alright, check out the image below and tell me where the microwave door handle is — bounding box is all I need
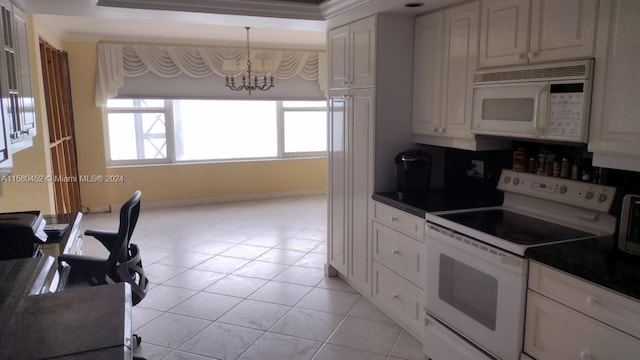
[535,84,549,136]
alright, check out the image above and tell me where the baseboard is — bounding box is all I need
[104,189,327,211]
[82,205,112,214]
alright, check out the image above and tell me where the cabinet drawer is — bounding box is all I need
[373,202,424,240]
[372,221,424,288]
[525,291,640,360]
[529,261,640,339]
[372,261,424,338]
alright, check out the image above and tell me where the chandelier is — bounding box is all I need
[224,27,275,95]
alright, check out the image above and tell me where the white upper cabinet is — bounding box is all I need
[412,10,443,136]
[328,17,376,90]
[413,1,509,150]
[588,0,640,171]
[479,0,598,68]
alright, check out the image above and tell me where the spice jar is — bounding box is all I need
[513,147,526,172]
[560,158,570,178]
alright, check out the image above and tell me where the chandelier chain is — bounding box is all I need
[224,26,274,95]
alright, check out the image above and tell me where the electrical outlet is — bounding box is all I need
[471,160,485,178]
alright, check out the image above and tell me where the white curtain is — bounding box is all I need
[95,43,327,107]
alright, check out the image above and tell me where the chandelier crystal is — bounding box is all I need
[224,27,275,95]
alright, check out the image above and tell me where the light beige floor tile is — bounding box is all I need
[132,306,164,331]
[178,322,263,359]
[141,285,197,311]
[203,274,267,298]
[270,308,343,342]
[347,297,395,325]
[132,342,172,360]
[156,251,213,268]
[189,240,236,255]
[275,238,323,252]
[273,266,325,287]
[169,292,242,321]
[195,256,251,274]
[242,234,287,247]
[294,253,327,269]
[145,263,188,284]
[220,244,271,260]
[217,299,290,330]
[232,261,289,280]
[315,277,358,293]
[295,288,360,315]
[256,248,307,265]
[312,344,387,360]
[389,330,428,360]
[247,281,312,306]
[238,332,322,360]
[293,229,327,241]
[136,312,210,349]
[162,269,226,290]
[162,350,212,360]
[327,317,402,355]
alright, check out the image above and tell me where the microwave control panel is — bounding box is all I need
[547,83,586,139]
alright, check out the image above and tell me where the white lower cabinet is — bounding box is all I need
[372,261,423,339]
[524,262,640,360]
[369,201,425,340]
[525,291,640,360]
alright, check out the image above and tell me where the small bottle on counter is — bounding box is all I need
[545,154,555,176]
[536,154,547,175]
[560,157,570,178]
[553,159,562,177]
[513,147,526,172]
[529,157,537,174]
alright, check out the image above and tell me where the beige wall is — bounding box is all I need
[65,41,327,210]
[0,15,62,214]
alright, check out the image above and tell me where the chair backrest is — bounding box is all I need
[107,190,148,304]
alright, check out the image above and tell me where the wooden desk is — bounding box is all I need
[0,257,133,359]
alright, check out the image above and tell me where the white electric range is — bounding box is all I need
[422,169,618,360]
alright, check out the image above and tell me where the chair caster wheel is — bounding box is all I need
[134,334,142,346]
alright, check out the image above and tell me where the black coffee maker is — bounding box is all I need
[395,149,432,200]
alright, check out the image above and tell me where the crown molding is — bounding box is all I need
[96,0,325,20]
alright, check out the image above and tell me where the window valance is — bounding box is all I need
[95,43,327,107]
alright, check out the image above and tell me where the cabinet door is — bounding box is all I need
[349,17,376,89]
[440,2,478,139]
[525,291,640,360]
[479,0,530,68]
[328,92,348,274]
[328,26,349,90]
[12,5,34,136]
[588,0,640,171]
[529,0,598,63]
[349,88,374,292]
[412,11,443,135]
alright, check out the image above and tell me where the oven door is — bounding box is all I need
[424,223,528,360]
[471,82,548,139]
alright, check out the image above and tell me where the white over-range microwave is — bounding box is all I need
[471,59,593,143]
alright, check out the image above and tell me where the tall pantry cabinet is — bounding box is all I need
[327,14,414,295]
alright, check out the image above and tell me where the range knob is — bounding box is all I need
[598,194,607,203]
[513,178,520,185]
[504,176,511,184]
[559,186,568,194]
[586,191,594,200]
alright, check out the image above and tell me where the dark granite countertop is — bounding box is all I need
[526,236,640,301]
[373,189,503,218]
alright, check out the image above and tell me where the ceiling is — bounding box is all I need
[20,0,460,49]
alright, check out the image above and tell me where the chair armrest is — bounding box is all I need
[84,229,118,250]
[58,254,109,286]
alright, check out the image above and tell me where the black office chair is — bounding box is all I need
[58,190,148,357]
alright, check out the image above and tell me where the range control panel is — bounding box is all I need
[497,169,616,212]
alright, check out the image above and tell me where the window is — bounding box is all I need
[105,99,327,165]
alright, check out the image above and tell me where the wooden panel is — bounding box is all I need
[40,39,81,213]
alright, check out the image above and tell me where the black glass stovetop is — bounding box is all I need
[440,209,595,245]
